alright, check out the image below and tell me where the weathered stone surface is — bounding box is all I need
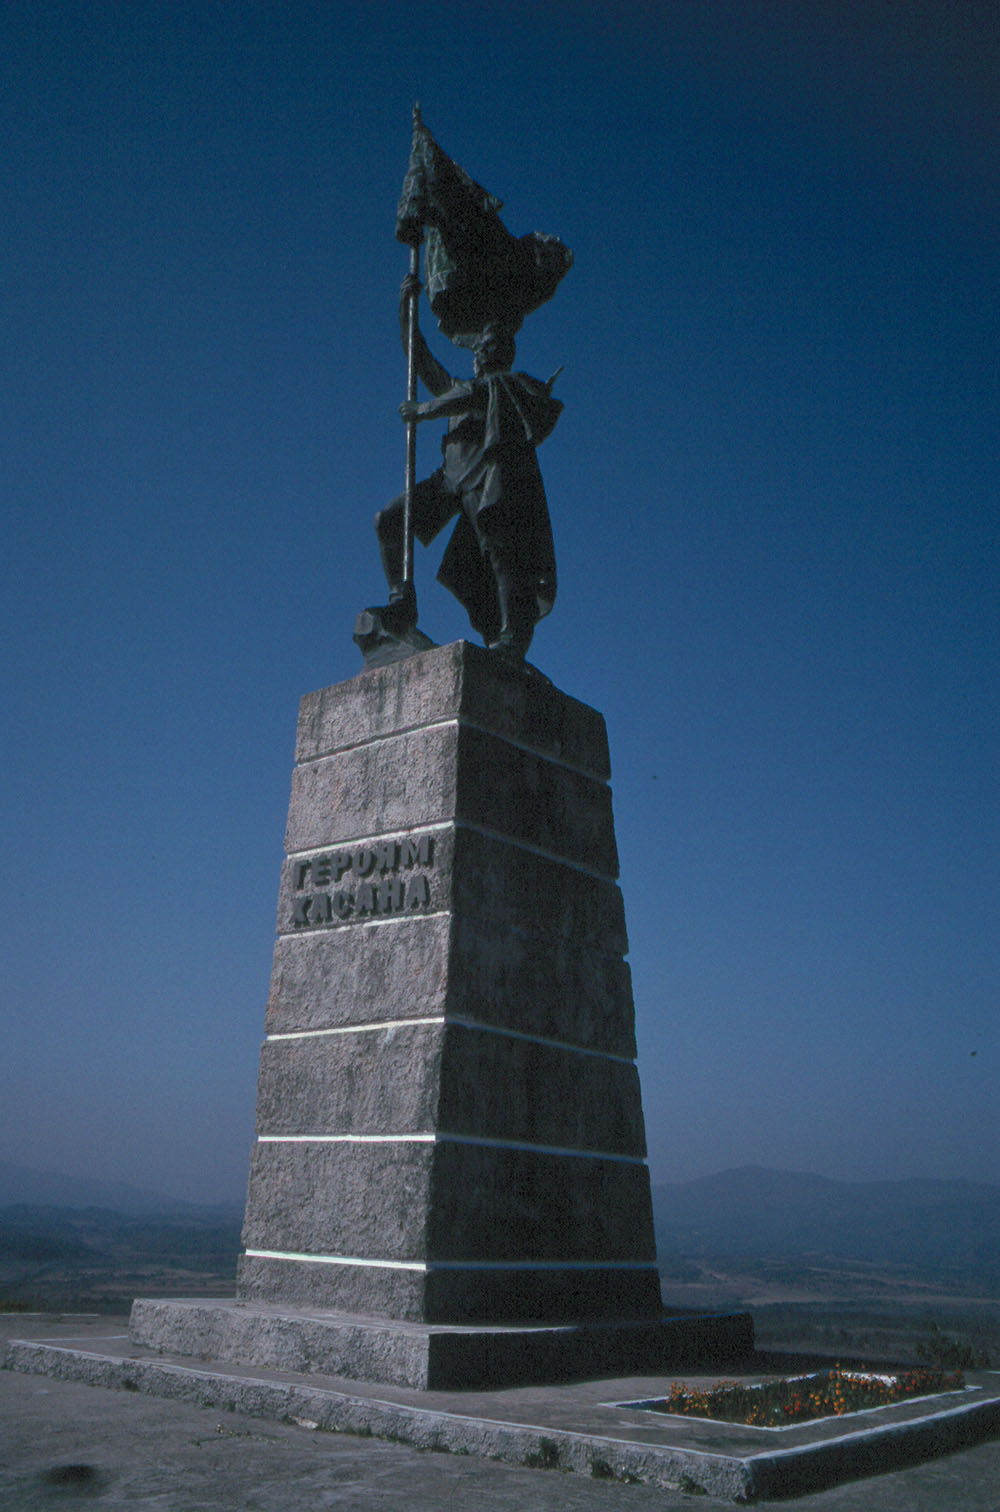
[235,1252,428,1321]
[254,1024,445,1138]
[454,646,611,782]
[424,1143,657,1264]
[241,1139,654,1273]
[438,1022,647,1149]
[233,1255,664,1324]
[453,724,616,874]
[131,1297,430,1383]
[444,914,636,1057]
[296,644,464,766]
[286,723,617,876]
[435,1025,645,1155]
[296,640,611,781]
[287,723,458,855]
[265,916,451,1035]
[127,1298,750,1390]
[241,1140,433,1263]
[450,825,629,956]
[254,1023,645,1155]
[418,1265,664,1325]
[264,917,635,1057]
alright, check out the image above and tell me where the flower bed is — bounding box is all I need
[635,1365,965,1428]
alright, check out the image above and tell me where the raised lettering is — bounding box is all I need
[400,834,433,868]
[377,876,405,913]
[375,839,398,873]
[310,892,332,924]
[292,834,437,927]
[405,873,431,910]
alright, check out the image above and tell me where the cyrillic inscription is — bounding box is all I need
[291,835,435,928]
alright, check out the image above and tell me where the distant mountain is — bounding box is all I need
[651,1167,1000,1281]
[0,1161,239,1216]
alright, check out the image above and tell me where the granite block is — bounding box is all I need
[240,1139,655,1270]
[265,916,451,1036]
[295,640,610,781]
[264,918,636,1058]
[452,723,616,874]
[444,914,636,1057]
[240,1140,433,1263]
[420,1264,664,1324]
[285,723,617,876]
[424,1142,657,1264]
[286,723,459,854]
[129,1298,751,1388]
[253,1024,445,1139]
[131,1298,431,1384]
[450,825,629,956]
[253,1022,645,1156]
[434,1024,645,1155]
[234,1255,663,1324]
[235,1253,428,1320]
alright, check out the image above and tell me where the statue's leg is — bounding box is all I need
[373,493,417,627]
[487,529,535,659]
[374,473,456,631]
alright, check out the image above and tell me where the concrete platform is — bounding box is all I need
[5,1313,1000,1503]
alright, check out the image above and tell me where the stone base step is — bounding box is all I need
[129,1296,754,1390]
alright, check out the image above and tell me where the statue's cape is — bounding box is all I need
[396,118,572,348]
[436,372,560,643]
[441,372,563,493]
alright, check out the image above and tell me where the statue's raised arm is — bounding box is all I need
[398,274,452,398]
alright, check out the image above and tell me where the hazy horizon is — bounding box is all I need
[4,1154,999,1217]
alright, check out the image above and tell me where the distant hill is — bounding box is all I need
[0,1197,244,1311]
[0,1203,242,1261]
[5,1160,998,1291]
[0,1167,244,1309]
[652,1167,1000,1283]
[0,1161,240,1216]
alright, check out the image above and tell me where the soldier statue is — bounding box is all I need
[356,109,571,666]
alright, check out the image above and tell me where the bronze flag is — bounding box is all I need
[396,114,572,349]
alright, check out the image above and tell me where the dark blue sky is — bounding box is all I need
[3,2,997,1203]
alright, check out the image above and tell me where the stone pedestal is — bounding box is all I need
[131,642,753,1386]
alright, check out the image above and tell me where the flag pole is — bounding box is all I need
[402,102,423,601]
[403,241,420,597]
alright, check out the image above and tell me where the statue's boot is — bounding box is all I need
[372,501,419,632]
[488,564,534,660]
[380,580,418,634]
[354,580,433,667]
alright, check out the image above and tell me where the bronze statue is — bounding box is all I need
[355,109,571,666]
